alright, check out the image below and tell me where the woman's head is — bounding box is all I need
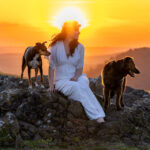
[61,20,81,40]
[49,20,81,56]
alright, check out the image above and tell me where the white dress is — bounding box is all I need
[47,40,105,120]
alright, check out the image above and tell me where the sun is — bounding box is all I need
[52,7,88,29]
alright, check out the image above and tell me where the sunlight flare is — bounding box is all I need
[52,7,88,29]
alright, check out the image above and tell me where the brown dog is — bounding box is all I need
[101,57,140,111]
[19,42,50,88]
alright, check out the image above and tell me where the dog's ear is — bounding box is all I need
[124,57,133,63]
[42,41,47,45]
[35,42,41,47]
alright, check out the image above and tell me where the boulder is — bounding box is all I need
[0,74,150,147]
[0,112,23,147]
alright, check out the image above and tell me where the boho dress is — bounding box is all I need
[47,40,105,120]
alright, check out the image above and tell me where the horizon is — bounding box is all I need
[0,45,148,56]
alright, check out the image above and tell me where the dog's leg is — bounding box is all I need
[104,87,110,112]
[28,67,32,89]
[120,78,126,107]
[120,95,124,108]
[116,88,122,110]
[34,68,38,87]
[39,65,44,88]
[20,56,26,84]
[120,88,124,108]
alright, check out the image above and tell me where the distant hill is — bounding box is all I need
[0,47,149,90]
[0,52,113,78]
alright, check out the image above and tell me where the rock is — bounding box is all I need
[89,75,103,95]
[3,112,20,135]
[16,101,39,124]
[58,97,69,109]
[19,121,37,138]
[125,86,135,93]
[67,113,74,121]
[38,128,52,139]
[0,74,150,147]
[35,120,43,127]
[20,130,31,140]
[66,121,74,128]
[0,112,22,147]
[68,100,87,120]
[0,89,26,116]
[33,133,42,141]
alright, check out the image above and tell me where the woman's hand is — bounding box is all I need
[47,84,55,92]
[71,68,82,82]
[70,76,78,81]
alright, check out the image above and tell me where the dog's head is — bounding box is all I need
[35,41,51,56]
[123,57,140,77]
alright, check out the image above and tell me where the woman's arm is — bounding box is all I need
[70,44,85,81]
[47,44,57,92]
[70,68,83,81]
[48,66,55,92]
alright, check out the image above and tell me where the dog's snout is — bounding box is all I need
[135,68,140,74]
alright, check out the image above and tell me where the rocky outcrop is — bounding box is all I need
[0,74,150,147]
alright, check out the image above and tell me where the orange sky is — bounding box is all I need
[0,0,150,55]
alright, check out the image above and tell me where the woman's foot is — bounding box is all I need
[96,117,105,124]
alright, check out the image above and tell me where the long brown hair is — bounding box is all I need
[49,20,81,56]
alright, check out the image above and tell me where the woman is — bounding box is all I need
[47,20,105,123]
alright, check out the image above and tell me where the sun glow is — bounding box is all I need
[52,7,88,29]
